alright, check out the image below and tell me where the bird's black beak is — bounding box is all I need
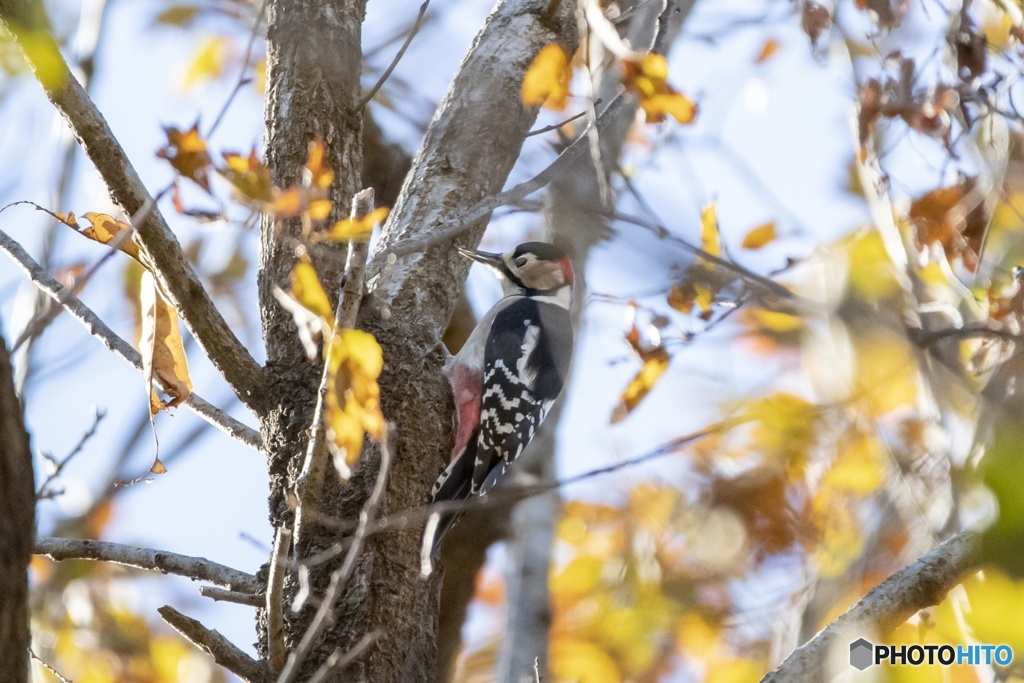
[457,247,504,270]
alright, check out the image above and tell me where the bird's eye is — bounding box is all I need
[514,256,528,268]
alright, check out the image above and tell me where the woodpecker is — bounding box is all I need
[431,242,574,528]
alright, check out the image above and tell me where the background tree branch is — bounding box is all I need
[761,531,980,683]
[0,0,263,411]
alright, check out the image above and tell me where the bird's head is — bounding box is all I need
[458,242,574,296]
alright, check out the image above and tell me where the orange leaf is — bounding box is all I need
[271,187,304,219]
[156,124,212,192]
[522,44,573,111]
[611,347,669,422]
[741,222,777,250]
[910,178,986,272]
[220,149,273,204]
[140,271,193,414]
[756,38,780,63]
[622,53,698,124]
[304,140,334,190]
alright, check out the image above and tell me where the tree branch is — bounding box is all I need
[0,228,262,449]
[0,2,263,411]
[33,537,262,593]
[158,605,268,683]
[199,586,263,606]
[761,531,979,683]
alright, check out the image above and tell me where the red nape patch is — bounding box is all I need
[559,257,574,285]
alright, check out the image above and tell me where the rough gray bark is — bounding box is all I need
[0,321,34,683]
[300,1,580,680]
[256,0,367,677]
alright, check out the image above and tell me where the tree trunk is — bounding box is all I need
[0,321,35,682]
[256,0,367,677]
[326,1,579,680]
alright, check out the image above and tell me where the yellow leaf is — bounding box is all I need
[812,493,864,577]
[694,282,714,312]
[853,331,918,414]
[16,29,67,91]
[549,638,621,683]
[140,271,193,414]
[747,308,802,332]
[150,458,168,474]
[611,348,669,423]
[324,329,386,476]
[521,44,573,111]
[292,261,334,322]
[641,91,698,124]
[183,35,230,87]
[622,52,699,124]
[254,58,267,93]
[846,229,898,299]
[155,5,202,27]
[156,124,212,192]
[80,212,143,263]
[822,432,885,495]
[319,207,389,243]
[307,198,332,221]
[700,202,721,262]
[552,556,604,603]
[707,658,766,683]
[741,222,777,249]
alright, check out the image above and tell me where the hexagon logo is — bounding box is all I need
[850,638,874,671]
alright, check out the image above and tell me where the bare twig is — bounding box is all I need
[0,9,263,409]
[199,586,263,607]
[277,427,394,683]
[0,228,262,449]
[36,406,106,499]
[207,0,269,137]
[28,648,71,683]
[357,0,430,110]
[310,420,732,570]
[292,188,375,547]
[910,322,1021,347]
[34,536,261,592]
[760,531,979,683]
[159,605,267,683]
[525,106,593,137]
[308,631,381,683]
[266,526,291,675]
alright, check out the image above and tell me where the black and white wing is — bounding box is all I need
[471,298,572,494]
